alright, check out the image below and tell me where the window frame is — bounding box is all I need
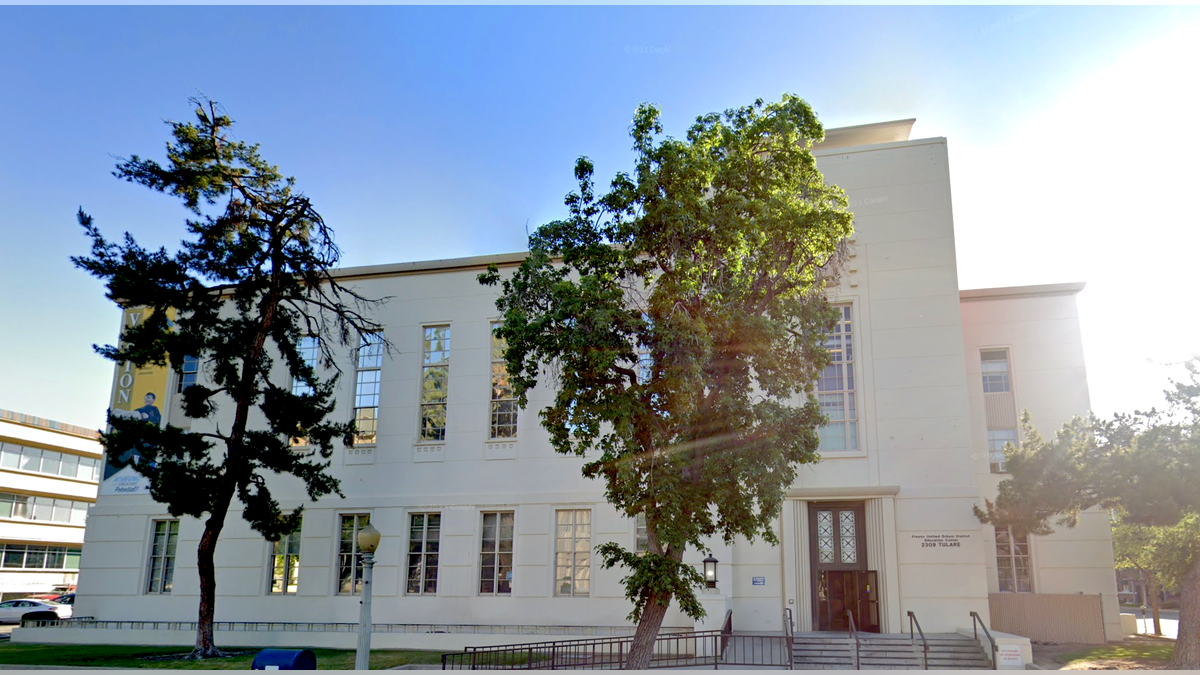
[353,332,384,446]
[406,512,441,595]
[478,510,514,596]
[996,525,1034,593]
[145,519,180,595]
[420,325,451,443]
[177,355,200,393]
[555,508,592,598]
[635,513,649,555]
[489,322,517,439]
[268,518,302,595]
[981,349,1012,394]
[816,305,858,452]
[337,513,372,595]
[987,428,1019,474]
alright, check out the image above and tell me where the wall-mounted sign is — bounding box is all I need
[752,577,766,586]
[910,533,971,549]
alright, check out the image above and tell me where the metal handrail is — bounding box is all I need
[970,611,999,670]
[845,610,859,670]
[718,609,734,668]
[783,608,794,670]
[907,611,929,670]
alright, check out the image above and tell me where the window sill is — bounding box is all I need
[413,441,446,447]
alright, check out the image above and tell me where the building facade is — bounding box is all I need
[68,120,1119,645]
[0,411,101,600]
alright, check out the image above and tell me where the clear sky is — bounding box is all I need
[2,6,1198,430]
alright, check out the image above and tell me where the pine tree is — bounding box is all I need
[73,98,384,657]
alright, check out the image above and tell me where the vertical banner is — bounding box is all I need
[100,306,171,496]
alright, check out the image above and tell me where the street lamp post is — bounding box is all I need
[355,522,381,670]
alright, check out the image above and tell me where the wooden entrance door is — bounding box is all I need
[809,502,878,632]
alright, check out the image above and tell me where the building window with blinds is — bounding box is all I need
[479,511,513,595]
[817,306,857,451]
[421,326,450,441]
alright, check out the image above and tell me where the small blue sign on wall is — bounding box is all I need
[752,576,766,586]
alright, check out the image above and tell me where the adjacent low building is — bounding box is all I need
[0,410,101,601]
[48,118,1118,651]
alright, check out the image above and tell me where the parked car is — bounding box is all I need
[0,599,71,623]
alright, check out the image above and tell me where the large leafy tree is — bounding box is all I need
[975,360,1200,669]
[1112,516,1167,635]
[481,94,853,669]
[73,98,384,658]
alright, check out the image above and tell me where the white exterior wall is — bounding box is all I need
[0,414,101,598]
[70,122,1113,645]
[960,287,1122,641]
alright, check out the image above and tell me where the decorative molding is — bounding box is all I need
[413,444,443,463]
[484,441,517,461]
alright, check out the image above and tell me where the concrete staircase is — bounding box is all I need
[792,632,992,670]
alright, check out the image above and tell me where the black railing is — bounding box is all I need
[441,613,792,670]
[907,611,929,670]
[970,611,999,670]
[845,610,859,670]
[783,608,794,670]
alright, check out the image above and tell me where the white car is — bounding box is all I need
[0,599,71,623]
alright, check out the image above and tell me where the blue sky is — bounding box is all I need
[2,6,1198,429]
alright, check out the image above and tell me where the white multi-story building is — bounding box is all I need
[0,411,101,600]
[48,119,1119,651]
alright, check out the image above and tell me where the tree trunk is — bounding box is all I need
[1150,577,1163,636]
[191,493,232,658]
[625,589,673,670]
[1167,556,1200,669]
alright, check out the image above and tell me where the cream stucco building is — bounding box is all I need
[0,411,101,600]
[45,119,1118,651]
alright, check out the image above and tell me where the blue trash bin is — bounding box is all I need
[251,648,317,670]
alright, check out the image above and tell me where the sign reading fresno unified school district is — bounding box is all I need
[911,533,971,549]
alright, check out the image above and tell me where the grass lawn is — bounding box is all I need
[0,642,445,669]
[1055,640,1175,670]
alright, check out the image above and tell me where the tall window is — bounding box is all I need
[407,513,440,595]
[490,323,517,439]
[981,349,1011,393]
[421,326,450,441]
[817,306,857,451]
[293,336,320,396]
[479,511,513,595]
[146,519,180,594]
[338,513,372,595]
[988,428,1019,474]
[555,509,591,597]
[354,332,383,445]
[269,519,302,595]
[996,526,1033,592]
[635,513,649,554]
[177,355,200,393]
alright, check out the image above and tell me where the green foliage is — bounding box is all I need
[481,94,853,622]
[974,360,1200,616]
[72,97,384,540]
